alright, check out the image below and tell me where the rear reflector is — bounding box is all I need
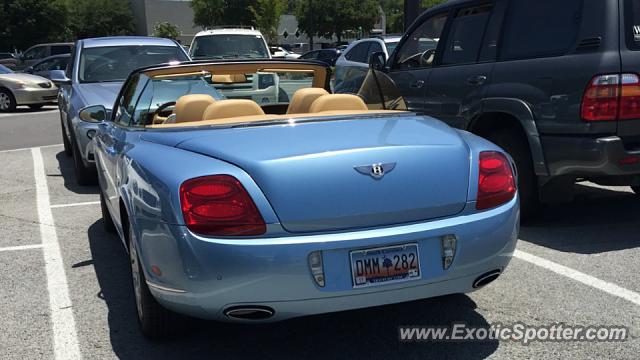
[581,73,640,121]
[476,151,517,210]
[180,175,266,236]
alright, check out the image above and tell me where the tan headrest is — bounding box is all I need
[211,74,247,83]
[287,87,330,114]
[173,94,217,123]
[309,94,368,113]
[202,99,265,121]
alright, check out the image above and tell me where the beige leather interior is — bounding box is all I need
[211,74,247,83]
[202,99,265,121]
[308,94,369,113]
[286,88,330,114]
[171,94,217,124]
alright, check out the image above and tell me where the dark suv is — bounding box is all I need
[382,0,640,216]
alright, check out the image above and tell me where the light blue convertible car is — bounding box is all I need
[51,36,189,185]
[79,60,519,338]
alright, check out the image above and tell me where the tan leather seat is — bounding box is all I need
[308,94,368,113]
[171,94,217,123]
[202,99,266,122]
[287,87,330,114]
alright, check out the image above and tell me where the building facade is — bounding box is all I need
[129,0,201,44]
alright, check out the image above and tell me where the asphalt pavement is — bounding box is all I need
[0,107,639,359]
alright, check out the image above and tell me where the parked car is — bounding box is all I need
[0,64,57,112]
[381,0,640,216]
[270,46,301,59]
[0,52,19,70]
[299,49,341,66]
[189,27,271,60]
[13,42,73,71]
[334,36,401,93]
[24,54,69,79]
[78,59,519,339]
[51,36,189,185]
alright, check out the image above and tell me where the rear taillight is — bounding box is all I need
[476,151,516,210]
[180,175,266,236]
[581,73,640,121]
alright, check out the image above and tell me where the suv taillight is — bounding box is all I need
[581,73,640,121]
[180,175,266,236]
[476,151,517,211]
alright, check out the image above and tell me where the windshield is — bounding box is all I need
[190,35,270,60]
[0,64,12,74]
[385,41,399,54]
[79,45,188,83]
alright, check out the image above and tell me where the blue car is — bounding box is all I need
[51,36,189,185]
[79,60,519,338]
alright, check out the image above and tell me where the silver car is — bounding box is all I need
[334,36,401,93]
[0,64,57,112]
[51,36,189,185]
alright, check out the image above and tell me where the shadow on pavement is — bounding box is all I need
[519,184,640,254]
[86,221,498,360]
[55,151,98,195]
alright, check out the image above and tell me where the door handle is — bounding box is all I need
[467,75,487,85]
[410,80,425,89]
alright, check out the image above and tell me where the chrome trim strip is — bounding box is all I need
[145,281,187,293]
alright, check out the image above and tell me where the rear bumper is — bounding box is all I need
[541,135,640,177]
[13,87,58,105]
[135,197,519,322]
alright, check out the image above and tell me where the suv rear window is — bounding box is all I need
[500,0,582,60]
[625,0,640,50]
[190,35,270,60]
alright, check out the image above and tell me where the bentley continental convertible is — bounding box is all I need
[82,60,520,338]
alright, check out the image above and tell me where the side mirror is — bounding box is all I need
[50,70,71,85]
[79,105,107,123]
[369,51,387,71]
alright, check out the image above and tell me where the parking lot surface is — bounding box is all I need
[1,110,639,359]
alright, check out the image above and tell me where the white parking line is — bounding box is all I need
[0,143,62,154]
[51,201,100,209]
[32,147,81,360]
[515,250,640,307]
[0,244,44,252]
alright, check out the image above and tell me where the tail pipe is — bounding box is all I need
[224,306,275,320]
[472,269,502,288]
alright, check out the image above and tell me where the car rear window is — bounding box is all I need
[500,0,582,60]
[625,0,640,50]
[190,35,270,60]
[345,42,371,63]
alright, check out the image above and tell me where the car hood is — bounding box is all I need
[76,82,123,108]
[142,114,472,233]
[0,73,50,84]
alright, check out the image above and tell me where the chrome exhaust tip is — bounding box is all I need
[472,269,502,288]
[224,306,275,320]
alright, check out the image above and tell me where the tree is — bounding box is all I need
[249,0,286,44]
[0,0,69,51]
[191,0,257,28]
[66,0,135,39]
[153,22,181,40]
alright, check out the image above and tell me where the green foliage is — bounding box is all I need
[295,0,380,43]
[153,22,181,40]
[0,0,69,51]
[191,0,259,28]
[66,0,135,39]
[250,0,287,44]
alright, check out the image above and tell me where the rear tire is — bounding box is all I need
[0,88,16,112]
[71,133,96,186]
[100,192,116,233]
[632,186,640,196]
[129,227,180,339]
[484,128,540,219]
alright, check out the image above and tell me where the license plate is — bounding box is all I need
[350,243,420,288]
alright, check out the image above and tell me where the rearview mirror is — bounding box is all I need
[50,70,71,85]
[368,51,386,71]
[79,105,107,123]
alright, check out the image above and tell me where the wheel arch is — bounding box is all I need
[469,98,549,176]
